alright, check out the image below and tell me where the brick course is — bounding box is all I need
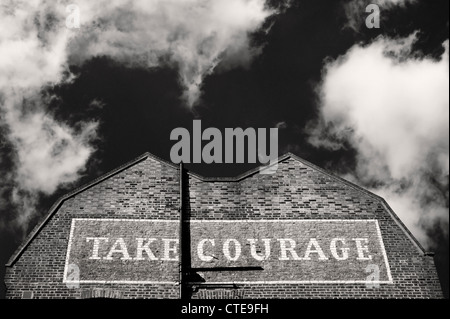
[4,153,443,299]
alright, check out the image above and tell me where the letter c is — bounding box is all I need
[197,239,215,262]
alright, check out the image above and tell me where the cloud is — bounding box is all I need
[0,0,278,231]
[343,0,417,32]
[2,0,275,106]
[308,34,449,248]
[0,1,69,88]
[66,0,275,107]
[2,93,98,195]
[0,90,98,231]
[0,1,99,230]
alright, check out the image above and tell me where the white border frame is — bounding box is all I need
[63,218,393,285]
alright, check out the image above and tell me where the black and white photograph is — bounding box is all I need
[0,0,448,310]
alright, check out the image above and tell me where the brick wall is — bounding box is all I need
[4,154,443,299]
[5,155,180,299]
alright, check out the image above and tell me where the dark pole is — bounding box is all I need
[179,162,183,299]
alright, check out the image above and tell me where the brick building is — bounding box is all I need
[4,152,443,298]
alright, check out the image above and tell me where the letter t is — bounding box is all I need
[86,237,109,260]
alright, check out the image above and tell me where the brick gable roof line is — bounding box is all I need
[6,152,429,267]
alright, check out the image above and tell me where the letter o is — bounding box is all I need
[223,239,241,261]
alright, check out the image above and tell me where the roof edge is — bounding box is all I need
[285,153,426,254]
[186,153,291,182]
[6,151,427,266]
[6,152,179,266]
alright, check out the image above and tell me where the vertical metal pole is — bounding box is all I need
[179,163,183,299]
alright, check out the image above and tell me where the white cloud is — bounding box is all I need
[2,0,275,106]
[2,92,98,195]
[63,0,274,106]
[0,89,98,230]
[0,1,98,230]
[0,1,69,88]
[0,0,277,231]
[309,34,449,248]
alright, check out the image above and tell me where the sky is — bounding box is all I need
[0,0,448,298]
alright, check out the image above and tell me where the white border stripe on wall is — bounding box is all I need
[62,218,76,284]
[63,218,393,285]
[375,220,393,283]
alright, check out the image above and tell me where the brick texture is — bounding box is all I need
[4,154,443,299]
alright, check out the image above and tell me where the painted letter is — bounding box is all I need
[303,238,328,260]
[330,238,349,260]
[86,237,108,260]
[352,238,372,260]
[223,239,242,261]
[248,239,271,261]
[162,238,179,261]
[104,238,131,260]
[134,238,158,260]
[197,239,215,262]
[277,239,302,260]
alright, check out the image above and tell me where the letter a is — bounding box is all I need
[66,4,80,29]
[365,4,380,29]
[303,238,328,260]
[170,128,191,163]
[202,128,222,163]
[104,238,131,260]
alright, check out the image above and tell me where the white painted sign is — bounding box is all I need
[63,219,392,284]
